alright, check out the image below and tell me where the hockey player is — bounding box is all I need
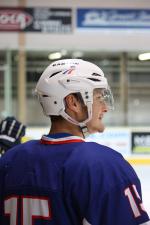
[0,59,149,225]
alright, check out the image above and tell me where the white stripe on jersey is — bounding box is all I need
[42,135,85,142]
[83,218,91,225]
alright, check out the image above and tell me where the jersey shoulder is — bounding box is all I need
[0,140,39,165]
[64,141,138,190]
[70,141,125,167]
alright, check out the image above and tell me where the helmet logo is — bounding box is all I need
[63,66,76,75]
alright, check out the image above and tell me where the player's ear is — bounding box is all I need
[65,94,81,113]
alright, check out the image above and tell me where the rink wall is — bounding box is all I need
[23,126,150,165]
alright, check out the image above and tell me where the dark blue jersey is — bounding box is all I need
[0,133,149,225]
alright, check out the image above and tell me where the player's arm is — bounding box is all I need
[100,180,150,225]
[64,157,150,225]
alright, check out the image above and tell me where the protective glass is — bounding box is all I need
[94,88,114,110]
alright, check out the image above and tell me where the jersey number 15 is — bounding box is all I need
[4,196,51,225]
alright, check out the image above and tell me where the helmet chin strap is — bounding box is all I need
[79,125,89,138]
[60,102,92,138]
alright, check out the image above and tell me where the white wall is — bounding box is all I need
[0,0,150,51]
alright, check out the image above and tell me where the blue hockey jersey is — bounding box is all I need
[0,133,149,225]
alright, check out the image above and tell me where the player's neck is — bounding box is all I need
[49,120,84,138]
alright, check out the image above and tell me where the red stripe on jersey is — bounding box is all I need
[40,139,84,145]
[40,135,85,145]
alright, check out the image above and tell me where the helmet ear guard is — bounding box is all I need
[38,94,64,116]
[35,59,114,132]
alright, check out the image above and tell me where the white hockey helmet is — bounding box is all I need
[35,59,113,127]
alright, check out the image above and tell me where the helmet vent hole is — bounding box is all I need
[87,78,100,82]
[92,73,102,77]
[49,71,62,78]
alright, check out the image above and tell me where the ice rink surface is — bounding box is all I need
[133,165,150,216]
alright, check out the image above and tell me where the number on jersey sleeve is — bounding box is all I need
[124,184,146,218]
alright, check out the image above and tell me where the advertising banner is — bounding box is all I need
[77,8,150,29]
[132,132,150,153]
[0,7,72,33]
[86,128,131,156]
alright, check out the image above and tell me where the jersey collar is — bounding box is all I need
[40,133,85,145]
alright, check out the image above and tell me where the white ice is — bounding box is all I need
[133,165,150,216]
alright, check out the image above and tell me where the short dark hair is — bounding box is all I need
[72,93,84,105]
[50,115,63,122]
